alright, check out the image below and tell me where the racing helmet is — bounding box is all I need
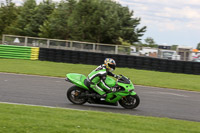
[104,58,116,72]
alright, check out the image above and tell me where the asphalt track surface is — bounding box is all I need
[0,72,200,122]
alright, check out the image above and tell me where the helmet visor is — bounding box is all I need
[108,63,116,70]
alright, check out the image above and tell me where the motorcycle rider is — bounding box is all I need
[86,58,119,98]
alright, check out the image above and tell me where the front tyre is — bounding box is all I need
[67,86,87,105]
[119,94,140,109]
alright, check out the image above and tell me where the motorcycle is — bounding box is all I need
[65,73,140,109]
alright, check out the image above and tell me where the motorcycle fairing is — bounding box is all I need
[66,73,89,90]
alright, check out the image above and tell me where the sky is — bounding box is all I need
[2,0,200,48]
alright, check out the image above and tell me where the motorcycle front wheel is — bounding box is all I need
[67,86,87,105]
[119,94,140,109]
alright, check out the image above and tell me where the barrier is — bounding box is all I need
[31,47,40,60]
[1,45,199,75]
[0,45,39,60]
[39,48,200,75]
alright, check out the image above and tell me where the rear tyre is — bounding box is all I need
[67,86,87,105]
[119,94,140,109]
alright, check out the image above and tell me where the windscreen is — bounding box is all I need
[118,76,130,84]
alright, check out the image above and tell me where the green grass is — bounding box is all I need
[0,103,199,133]
[0,58,200,92]
[0,58,200,132]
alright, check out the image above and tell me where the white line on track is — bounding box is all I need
[135,85,200,94]
[0,101,87,111]
[144,91,189,97]
[0,72,64,79]
[157,92,189,97]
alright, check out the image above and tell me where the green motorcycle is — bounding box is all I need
[65,73,140,109]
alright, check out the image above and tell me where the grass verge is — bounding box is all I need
[0,103,199,133]
[0,58,200,92]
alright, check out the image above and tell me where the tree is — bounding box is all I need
[144,37,156,45]
[67,0,146,44]
[26,0,55,36]
[117,37,131,54]
[6,0,37,36]
[39,0,76,39]
[4,0,147,45]
[67,0,102,42]
[117,5,146,44]
[171,45,178,50]
[196,42,200,50]
[6,0,54,37]
[118,37,131,46]
[0,0,18,38]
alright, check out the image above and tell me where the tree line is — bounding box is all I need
[0,0,147,45]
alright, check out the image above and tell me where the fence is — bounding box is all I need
[39,48,200,75]
[2,34,130,55]
[1,35,200,75]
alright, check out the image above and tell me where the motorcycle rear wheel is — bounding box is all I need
[119,94,140,109]
[67,86,87,105]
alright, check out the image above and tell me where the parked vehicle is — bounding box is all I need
[192,58,200,62]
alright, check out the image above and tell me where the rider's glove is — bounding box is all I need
[114,75,120,79]
[111,87,117,92]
